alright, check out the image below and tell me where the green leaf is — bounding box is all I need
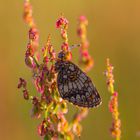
[44,135,51,140]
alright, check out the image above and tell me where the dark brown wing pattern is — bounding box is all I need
[57,61,102,108]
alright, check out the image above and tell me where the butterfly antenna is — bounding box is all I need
[55,44,81,60]
[69,44,81,50]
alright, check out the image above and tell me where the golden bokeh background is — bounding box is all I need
[0,0,140,139]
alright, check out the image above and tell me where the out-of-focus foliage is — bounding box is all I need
[0,0,140,140]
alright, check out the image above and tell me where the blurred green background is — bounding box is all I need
[0,0,140,139]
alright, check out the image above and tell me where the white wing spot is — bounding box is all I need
[69,65,75,71]
[88,87,92,93]
[79,77,85,83]
[89,82,94,89]
[70,96,75,102]
[68,70,70,74]
[64,85,68,92]
[76,94,81,101]
[89,82,92,86]
[73,82,77,89]
[86,92,90,97]
[81,73,87,80]
[79,80,83,87]
[78,70,81,74]
[77,82,82,90]
[63,75,67,78]
[85,83,88,87]
[68,82,72,90]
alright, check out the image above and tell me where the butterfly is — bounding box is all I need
[55,50,102,108]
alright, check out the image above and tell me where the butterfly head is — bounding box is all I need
[58,50,66,60]
[55,44,81,72]
[54,51,65,72]
[57,44,81,60]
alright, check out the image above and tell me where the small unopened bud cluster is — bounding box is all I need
[105,58,121,140]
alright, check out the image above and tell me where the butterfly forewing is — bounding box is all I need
[56,60,101,108]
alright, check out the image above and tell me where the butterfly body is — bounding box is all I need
[55,54,102,108]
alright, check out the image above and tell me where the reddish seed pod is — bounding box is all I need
[32,96,39,105]
[29,27,39,41]
[18,78,27,89]
[23,89,29,100]
[37,120,47,136]
[25,56,36,68]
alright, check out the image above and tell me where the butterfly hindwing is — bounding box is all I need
[57,61,101,108]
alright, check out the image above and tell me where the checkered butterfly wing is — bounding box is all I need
[57,61,101,108]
